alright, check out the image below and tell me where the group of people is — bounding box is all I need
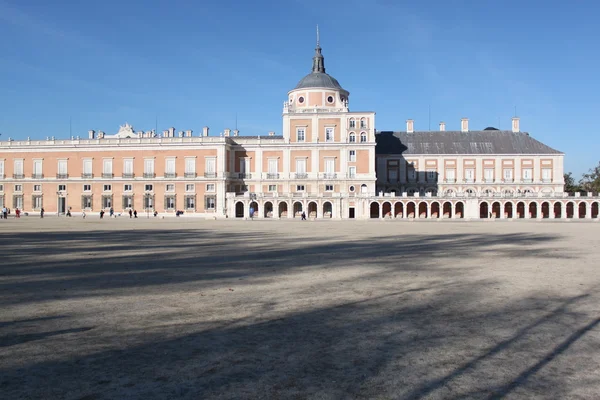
[1,207,22,219]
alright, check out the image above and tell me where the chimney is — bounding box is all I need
[202,126,209,136]
[162,129,169,138]
[185,130,192,137]
[88,130,95,139]
[461,118,469,133]
[406,119,414,133]
[178,131,184,137]
[138,131,143,138]
[98,131,105,139]
[512,117,520,133]
[233,129,239,137]
[268,131,275,136]
[168,127,176,137]
[439,122,446,132]
[224,128,231,137]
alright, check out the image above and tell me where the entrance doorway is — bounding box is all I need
[58,197,66,214]
[349,207,355,219]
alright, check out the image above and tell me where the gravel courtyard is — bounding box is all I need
[1,218,599,399]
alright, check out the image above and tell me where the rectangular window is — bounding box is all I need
[296,159,307,174]
[325,158,335,174]
[503,169,513,181]
[83,184,91,192]
[484,168,494,181]
[166,184,175,192]
[296,185,305,191]
[34,185,42,192]
[427,169,437,181]
[542,168,552,181]
[13,195,23,209]
[348,166,356,178]
[349,120,355,128]
[123,159,134,177]
[349,150,356,162]
[464,168,475,181]
[14,184,23,192]
[14,159,23,178]
[268,159,278,174]
[33,160,43,178]
[83,159,92,177]
[102,195,113,209]
[123,184,132,192]
[144,159,155,176]
[388,170,398,181]
[186,184,195,192]
[185,195,195,210]
[103,159,113,175]
[122,195,133,209]
[325,184,334,191]
[165,158,176,177]
[32,195,43,210]
[57,159,68,178]
[268,184,277,191]
[446,169,456,181]
[205,157,216,177]
[103,184,112,192]
[205,196,216,210]
[143,195,154,209]
[58,185,66,191]
[407,168,416,181]
[82,195,92,210]
[523,168,533,180]
[165,196,176,210]
[296,127,305,142]
[145,184,153,192]
[0,160,4,177]
[185,158,196,176]
[206,184,215,192]
[325,127,334,142]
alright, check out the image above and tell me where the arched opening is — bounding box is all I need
[553,202,562,219]
[566,202,574,218]
[418,202,427,218]
[360,184,368,194]
[263,201,273,218]
[541,202,550,219]
[517,202,525,219]
[592,202,599,218]
[504,202,513,219]
[323,202,333,218]
[394,202,403,218]
[407,202,416,218]
[249,201,258,218]
[455,202,464,219]
[370,202,380,218]
[308,201,317,218]
[382,202,392,218]
[578,202,587,219]
[430,202,440,218]
[480,202,489,219]
[278,202,288,218]
[235,202,244,218]
[491,202,501,218]
[293,201,303,218]
[529,202,538,219]
[442,202,452,218]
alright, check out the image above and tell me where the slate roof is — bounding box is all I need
[375,130,562,155]
[294,72,345,91]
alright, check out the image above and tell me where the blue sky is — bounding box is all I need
[1,0,598,176]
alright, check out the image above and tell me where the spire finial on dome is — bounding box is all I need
[311,26,325,73]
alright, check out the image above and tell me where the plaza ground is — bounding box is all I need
[1,218,599,399]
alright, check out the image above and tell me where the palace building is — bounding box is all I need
[0,36,598,220]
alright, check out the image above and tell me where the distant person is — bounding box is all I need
[129,209,133,218]
[109,207,114,218]
[154,211,158,217]
[2,206,7,219]
[133,210,138,218]
[40,208,44,218]
[249,207,254,219]
[66,208,72,217]
[301,211,307,221]
[82,211,86,219]
[100,210,105,219]
[15,208,20,218]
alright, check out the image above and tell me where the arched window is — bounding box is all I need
[466,189,476,197]
[349,118,356,128]
[360,132,367,142]
[349,132,356,143]
[360,184,368,194]
[360,118,367,128]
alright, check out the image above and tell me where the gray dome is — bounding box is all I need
[294,72,344,90]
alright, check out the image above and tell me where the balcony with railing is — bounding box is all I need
[444,178,456,183]
[102,173,114,178]
[347,173,357,179]
[238,173,252,179]
[164,172,177,178]
[266,173,280,179]
[122,173,134,179]
[32,173,44,179]
[522,178,533,184]
[12,174,24,179]
[143,173,155,178]
[56,173,69,179]
[184,172,196,178]
[321,173,337,179]
[295,173,308,179]
[81,173,93,179]
[204,172,217,178]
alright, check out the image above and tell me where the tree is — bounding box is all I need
[580,162,600,193]
[563,172,581,193]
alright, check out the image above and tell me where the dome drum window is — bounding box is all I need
[298,96,305,104]
[326,95,334,104]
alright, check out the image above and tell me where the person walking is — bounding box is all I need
[2,206,7,219]
[40,207,44,218]
[109,207,114,218]
[133,209,138,218]
[301,211,307,221]
[15,208,20,218]
[129,209,133,218]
